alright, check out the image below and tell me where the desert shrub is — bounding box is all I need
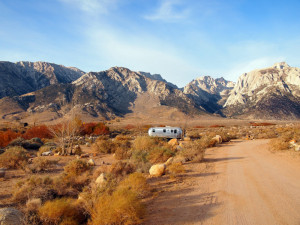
[26,157,58,173]
[23,125,53,140]
[133,136,157,151]
[52,172,90,198]
[130,150,151,173]
[187,130,201,139]
[8,137,43,150]
[210,124,225,128]
[92,139,115,154]
[73,146,83,156]
[124,124,135,130]
[255,128,277,139]
[113,139,132,160]
[80,122,109,136]
[114,134,132,141]
[194,125,205,128]
[269,138,290,151]
[110,161,135,178]
[0,146,29,169]
[26,198,42,212]
[89,188,145,225]
[218,132,232,142]
[22,139,44,150]
[209,138,218,147]
[279,130,298,142]
[114,147,131,160]
[13,176,55,203]
[147,146,174,164]
[0,129,21,148]
[39,198,86,225]
[93,123,110,135]
[250,122,276,127]
[167,162,185,175]
[64,160,90,176]
[118,172,149,198]
[8,137,26,146]
[179,140,206,162]
[37,146,53,156]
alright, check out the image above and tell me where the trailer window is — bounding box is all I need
[171,130,173,133]
[174,129,177,133]
[152,129,155,132]
[163,129,166,132]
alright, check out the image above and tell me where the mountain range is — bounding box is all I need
[0,61,299,122]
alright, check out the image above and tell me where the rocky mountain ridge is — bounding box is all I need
[0,61,84,99]
[0,61,299,121]
[183,76,235,113]
[223,62,300,119]
[0,66,205,121]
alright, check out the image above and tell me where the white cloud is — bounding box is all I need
[59,0,117,14]
[85,26,200,87]
[225,57,286,81]
[145,0,190,22]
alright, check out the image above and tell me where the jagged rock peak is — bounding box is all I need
[223,62,300,119]
[273,62,290,70]
[185,75,235,95]
[0,61,85,99]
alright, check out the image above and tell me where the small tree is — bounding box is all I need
[49,115,82,155]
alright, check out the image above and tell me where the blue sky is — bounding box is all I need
[1,0,300,87]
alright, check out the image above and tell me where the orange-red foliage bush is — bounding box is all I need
[22,125,53,140]
[124,124,135,130]
[209,124,225,128]
[80,122,109,135]
[0,130,21,148]
[194,125,205,128]
[250,122,276,127]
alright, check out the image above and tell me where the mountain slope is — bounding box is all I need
[0,67,205,121]
[183,76,235,114]
[0,61,84,99]
[223,62,300,119]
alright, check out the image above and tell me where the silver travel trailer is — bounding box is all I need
[148,126,183,139]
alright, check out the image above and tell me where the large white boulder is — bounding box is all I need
[149,164,166,177]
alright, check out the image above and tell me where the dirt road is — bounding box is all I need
[145,139,300,225]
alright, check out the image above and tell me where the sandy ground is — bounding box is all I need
[144,139,300,225]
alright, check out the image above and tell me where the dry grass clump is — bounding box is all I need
[147,146,174,164]
[113,139,132,160]
[92,139,115,154]
[13,176,55,203]
[255,128,277,139]
[167,162,185,176]
[129,136,173,172]
[133,136,157,151]
[130,150,152,173]
[109,161,135,178]
[26,157,58,173]
[38,198,86,225]
[269,138,290,151]
[118,172,149,198]
[64,159,90,177]
[186,130,201,139]
[89,188,145,225]
[179,139,206,162]
[0,146,29,169]
[14,160,91,204]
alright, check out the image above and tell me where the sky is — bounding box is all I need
[1,0,300,87]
